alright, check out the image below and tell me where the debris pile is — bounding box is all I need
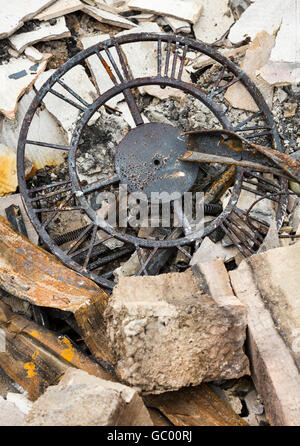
[0,0,299,427]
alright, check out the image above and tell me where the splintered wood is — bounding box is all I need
[0,217,114,366]
[144,385,248,426]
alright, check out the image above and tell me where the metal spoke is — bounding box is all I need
[57,78,90,107]
[232,208,265,243]
[81,174,120,195]
[221,221,252,257]
[25,140,70,151]
[164,40,171,77]
[96,50,118,85]
[210,64,226,94]
[137,247,158,276]
[136,245,148,276]
[65,223,94,255]
[83,224,98,269]
[104,46,125,83]
[241,185,281,203]
[157,38,162,76]
[243,130,271,139]
[227,214,262,246]
[178,44,188,81]
[236,125,271,132]
[48,88,87,112]
[41,193,74,229]
[30,185,73,203]
[177,245,192,260]
[69,233,113,259]
[35,205,83,213]
[87,246,134,271]
[209,75,241,99]
[122,88,144,126]
[234,112,262,130]
[115,41,131,81]
[171,41,180,79]
[28,180,71,194]
[245,171,281,190]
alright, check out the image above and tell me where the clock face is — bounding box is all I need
[17,33,287,289]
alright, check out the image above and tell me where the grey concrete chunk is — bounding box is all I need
[0,396,25,426]
[25,368,153,426]
[105,262,249,393]
[230,246,300,426]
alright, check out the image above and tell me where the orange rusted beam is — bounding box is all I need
[0,217,114,366]
[181,129,300,183]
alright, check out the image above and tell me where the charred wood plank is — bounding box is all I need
[0,216,114,366]
[144,384,248,426]
[0,301,113,401]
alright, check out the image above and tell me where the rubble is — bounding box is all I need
[24,46,51,62]
[25,368,153,426]
[34,0,84,21]
[0,0,300,427]
[230,246,300,425]
[127,0,203,24]
[190,236,238,265]
[0,144,33,196]
[116,101,149,128]
[243,389,266,426]
[0,54,50,120]
[34,64,100,141]
[105,262,249,393]
[92,0,124,14]
[193,0,234,44]
[115,22,191,100]
[0,396,25,426]
[163,17,191,35]
[0,89,66,169]
[267,1,300,66]
[259,1,300,86]
[256,220,280,254]
[9,17,71,54]
[82,5,137,29]
[283,102,298,118]
[228,0,285,45]
[144,384,248,426]
[0,0,56,39]
[259,62,300,87]
[224,31,275,111]
[0,193,38,243]
[80,33,123,108]
[187,44,249,72]
[6,393,33,416]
